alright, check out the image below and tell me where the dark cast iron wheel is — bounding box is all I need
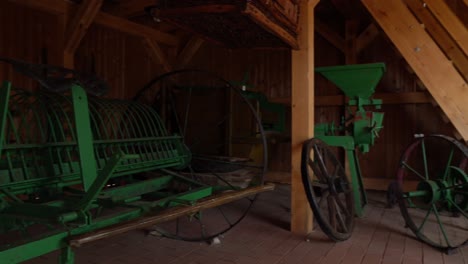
[134,69,268,242]
[301,138,355,241]
[396,134,468,253]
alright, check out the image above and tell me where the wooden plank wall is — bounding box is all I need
[0,0,464,186]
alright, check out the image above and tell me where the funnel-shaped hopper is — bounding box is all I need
[316,63,386,99]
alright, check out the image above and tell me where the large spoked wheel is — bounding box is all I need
[301,138,355,241]
[396,135,468,253]
[134,69,267,242]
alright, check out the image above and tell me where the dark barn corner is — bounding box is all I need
[0,0,467,263]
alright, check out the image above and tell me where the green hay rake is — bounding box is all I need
[0,59,273,263]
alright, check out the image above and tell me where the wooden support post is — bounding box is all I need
[345,20,359,64]
[362,0,468,141]
[291,0,319,235]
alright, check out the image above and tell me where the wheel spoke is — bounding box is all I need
[432,204,452,248]
[313,144,330,178]
[334,194,350,216]
[217,206,234,226]
[421,139,429,180]
[417,203,434,233]
[328,196,337,230]
[442,146,455,181]
[446,198,468,220]
[333,198,348,233]
[402,162,426,181]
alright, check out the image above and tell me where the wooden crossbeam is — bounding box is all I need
[8,0,179,47]
[315,19,345,52]
[143,38,172,73]
[423,0,468,56]
[95,13,178,46]
[356,23,379,54]
[65,0,103,54]
[243,2,299,49]
[362,0,468,141]
[270,92,432,106]
[176,37,205,69]
[404,0,468,81]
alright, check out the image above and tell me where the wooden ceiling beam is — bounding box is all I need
[423,0,468,56]
[356,23,379,54]
[315,19,345,52]
[8,0,179,47]
[95,12,178,46]
[65,0,103,54]
[103,0,154,18]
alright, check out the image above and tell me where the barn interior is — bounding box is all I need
[0,0,467,263]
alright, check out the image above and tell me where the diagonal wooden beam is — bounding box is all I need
[362,0,468,141]
[315,18,345,52]
[424,0,468,56]
[175,37,205,69]
[356,23,379,54]
[65,0,103,54]
[8,0,179,47]
[404,0,468,81]
[143,38,172,73]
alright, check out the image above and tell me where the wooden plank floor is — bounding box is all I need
[28,185,467,264]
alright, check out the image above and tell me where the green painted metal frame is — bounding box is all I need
[314,63,386,217]
[0,83,217,263]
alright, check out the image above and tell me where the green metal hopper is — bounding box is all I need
[315,63,386,99]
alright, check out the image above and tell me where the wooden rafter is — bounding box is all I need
[65,0,103,54]
[243,2,299,49]
[356,23,379,54]
[8,0,179,47]
[315,18,345,52]
[362,0,468,141]
[423,0,468,56]
[176,37,205,69]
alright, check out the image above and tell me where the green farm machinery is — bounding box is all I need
[301,63,386,241]
[0,59,273,263]
[390,135,467,253]
[301,63,468,253]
